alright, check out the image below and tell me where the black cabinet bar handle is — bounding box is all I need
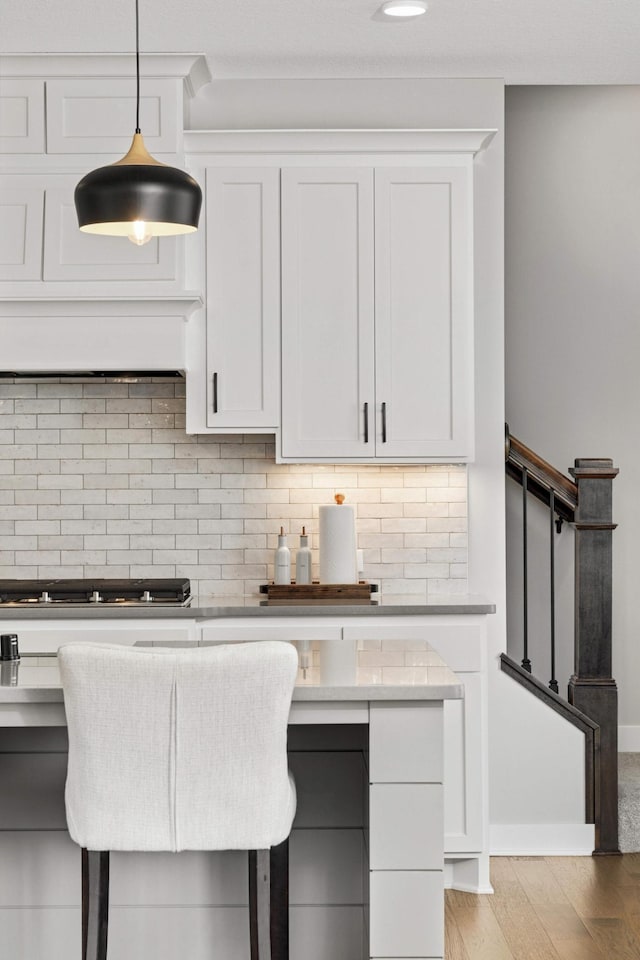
[381,402,387,443]
[364,402,369,443]
[213,372,218,413]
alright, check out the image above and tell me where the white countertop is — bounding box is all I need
[0,594,495,620]
[0,637,464,703]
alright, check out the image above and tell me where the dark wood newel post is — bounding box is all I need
[568,458,619,855]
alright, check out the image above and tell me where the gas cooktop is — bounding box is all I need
[0,579,192,607]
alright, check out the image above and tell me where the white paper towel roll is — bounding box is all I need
[319,495,358,584]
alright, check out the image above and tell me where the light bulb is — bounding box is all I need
[128,220,153,246]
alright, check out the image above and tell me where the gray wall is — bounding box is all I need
[505,85,640,735]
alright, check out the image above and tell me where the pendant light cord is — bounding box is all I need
[135,0,141,133]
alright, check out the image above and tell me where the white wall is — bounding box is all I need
[505,85,640,744]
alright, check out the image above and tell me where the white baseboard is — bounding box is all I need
[619,726,640,752]
[490,823,595,856]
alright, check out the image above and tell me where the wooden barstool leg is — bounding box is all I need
[82,848,110,960]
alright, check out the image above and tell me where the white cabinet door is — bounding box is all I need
[43,181,177,282]
[374,167,474,459]
[281,168,375,459]
[0,183,43,280]
[205,167,281,429]
[0,79,45,153]
[0,174,178,286]
[280,164,474,462]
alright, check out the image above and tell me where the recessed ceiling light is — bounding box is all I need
[381,0,427,17]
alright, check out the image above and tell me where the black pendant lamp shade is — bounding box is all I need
[74,0,201,244]
[75,134,202,242]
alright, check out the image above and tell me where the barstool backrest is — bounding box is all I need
[59,641,298,853]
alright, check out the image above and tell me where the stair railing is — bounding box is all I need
[504,424,619,854]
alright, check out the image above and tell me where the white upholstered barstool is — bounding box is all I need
[58,640,299,960]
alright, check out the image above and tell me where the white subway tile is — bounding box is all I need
[152,490,198,504]
[83,444,129,460]
[382,549,426,564]
[199,549,244,565]
[130,475,174,489]
[15,400,58,414]
[358,503,403,518]
[61,520,106,535]
[84,506,129,520]
[106,399,150,413]
[177,505,220,520]
[152,550,198,565]
[222,504,266,519]
[107,550,152,564]
[1,536,37,549]
[38,505,83,520]
[60,459,106,474]
[16,520,60,535]
[17,550,60,565]
[106,429,152,443]
[107,520,151,535]
[84,414,129,428]
[130,413,175,428]
[199,459,243,474]
[0,504,38,519]
[222,473,267,489]
[106,459,152,474]
[61,430,106,444]
[61,491,105,505]
[177,473,221,488]
[107,490,152,504]
[0,477,36,490]
[198,489,243,504]
[62,399,105,414]
[130,505,174,520]
[405,533,450,549]
[38,414,83,429]
[84,475,129,489]
[404,563,450,579]
[131,535,175,550]
[37,444,83,460]
[381,518,426,533]
[199,520,240,534]
[381,488,426,503]
[152,520,198,535]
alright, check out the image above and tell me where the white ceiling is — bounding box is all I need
[2,0,640,85]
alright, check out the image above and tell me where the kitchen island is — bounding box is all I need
[0,632,464,960]
[0,595,494,900]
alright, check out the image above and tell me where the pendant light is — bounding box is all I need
[74,0,202,245]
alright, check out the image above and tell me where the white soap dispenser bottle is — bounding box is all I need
[295,526,312,585]
[274,527,291,585]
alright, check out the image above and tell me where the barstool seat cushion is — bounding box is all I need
[59,641,298,853]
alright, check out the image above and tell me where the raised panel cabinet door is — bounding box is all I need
[0,79,45,153]
[0,183,44,280]
[374,166,474,460]
[205,167,280,429]
[45,78,179,154]
[281,168,375,459]
[42,180,177,282]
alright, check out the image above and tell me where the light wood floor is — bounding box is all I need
[446,855,640,960]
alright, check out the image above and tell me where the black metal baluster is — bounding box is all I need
[549,490,559,693]
[521,467,532,673]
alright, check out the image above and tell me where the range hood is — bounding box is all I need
[0,296,201,376]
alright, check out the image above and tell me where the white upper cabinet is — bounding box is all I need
[281,168,375,457]
[280,163,474,461]
[374,167,473,460]
[205,167,281,429]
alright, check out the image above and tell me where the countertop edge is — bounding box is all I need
[0,600,496,620]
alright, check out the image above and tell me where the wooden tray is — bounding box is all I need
[259,581,378,603]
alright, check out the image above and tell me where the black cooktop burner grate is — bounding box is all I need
[0,578,191,605]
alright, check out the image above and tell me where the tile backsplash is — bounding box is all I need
[0,379,468,599]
